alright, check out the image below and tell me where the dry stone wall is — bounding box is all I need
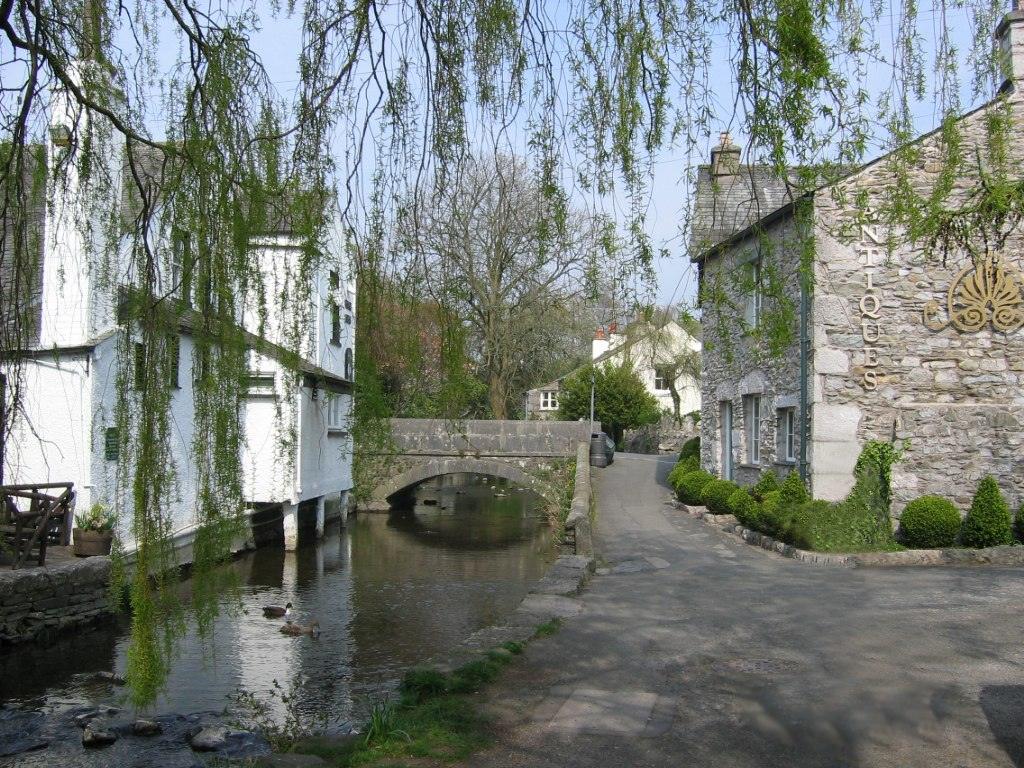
[0,557,112,644]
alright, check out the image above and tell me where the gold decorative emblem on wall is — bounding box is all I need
[923,252,1024,333]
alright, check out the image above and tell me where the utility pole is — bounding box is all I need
[588,369,595,436]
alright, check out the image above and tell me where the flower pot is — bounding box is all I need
[73,528,113,557]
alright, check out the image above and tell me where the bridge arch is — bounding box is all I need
[371,457,554,507]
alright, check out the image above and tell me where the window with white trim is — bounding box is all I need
[778,407,796,463]
[743,394,761,464]
[327,393,347,430]
[653,367,670,391]
[744,258,762,329]
[539,390,559,410]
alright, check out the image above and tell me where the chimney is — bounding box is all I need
[710,132,741,177]
[592,327,609,360]
[996,0,1024,91]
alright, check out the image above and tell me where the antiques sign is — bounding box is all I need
[856,222,885,390]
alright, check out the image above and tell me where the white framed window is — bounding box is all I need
[778,408,796,462]
[540,391,559,410]
[653,367,670,391]
[720,400,733,480]
[743,394,761,464]
[327,393,347,430]
[744,258,762,329]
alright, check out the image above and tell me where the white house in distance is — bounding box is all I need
[2,64,355,556]
[524,319,701,422]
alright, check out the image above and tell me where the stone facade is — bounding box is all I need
[0,557,112,645]
[695,79,1024,515]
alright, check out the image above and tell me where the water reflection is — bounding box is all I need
[0,474,552,728]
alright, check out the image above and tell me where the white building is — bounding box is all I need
[2,65,355,555]
[524,319,702,421]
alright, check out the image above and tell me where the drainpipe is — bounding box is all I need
[798,242,810,486]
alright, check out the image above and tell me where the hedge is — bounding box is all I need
[676,470,715,505]
[666,455,700,490]
[679,436,700,462]
[700,479,740,514]
[751,470,779,502]
[728,488,761,528]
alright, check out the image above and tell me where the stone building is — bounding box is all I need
[691,5,1024,513]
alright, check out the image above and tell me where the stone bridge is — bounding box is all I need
[360,419,591,511]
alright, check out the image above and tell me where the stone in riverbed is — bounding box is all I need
[133,718,163,736]
[82,725,118,747]
[188,725,230,751]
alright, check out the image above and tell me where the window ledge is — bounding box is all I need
[774,459,797,466]
[738,463,763,470]
[327,427,349,435]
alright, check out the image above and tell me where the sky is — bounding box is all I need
[133,0,991,311]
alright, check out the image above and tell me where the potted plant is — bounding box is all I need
[73,503,116,557]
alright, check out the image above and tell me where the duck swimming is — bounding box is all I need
[262,602,293,619]
[280,620,320,637]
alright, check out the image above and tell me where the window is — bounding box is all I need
[168,335,180,388]
[171,231,193,305]
[133,342,146,389]
[653,367,670,391]
[778,408,796,462]
[245,374,276,398]
[329,271,341,345]
[743,394,761,464]
[540,390,559,410]
[104,427,119,461]
[744,258,762,329]
[344,348,354,381]
[327,394,347,431]
[720,401,733,480]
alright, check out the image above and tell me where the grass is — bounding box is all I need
[291,619,562,767]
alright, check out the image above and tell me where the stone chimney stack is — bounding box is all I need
[710,132,741,177]
[996,0,1024,91]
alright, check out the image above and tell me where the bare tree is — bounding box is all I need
[401,155,617,418]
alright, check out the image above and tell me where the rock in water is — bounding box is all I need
[188,725,230,751]
[82,726,118,747]
[133,718,163,736]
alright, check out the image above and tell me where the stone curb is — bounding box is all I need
[671,500,1024,568]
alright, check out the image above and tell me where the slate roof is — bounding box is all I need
[688,164,798,262]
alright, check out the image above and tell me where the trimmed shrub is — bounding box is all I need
[898,495,960,549]
[779,471,809,506]
[666,455,699,490]
[700,479,740,514]
[960,476,1014,548]
[759,490,784,537]
[676,470,715,505]
[751,470,779,502]
[679,436,700,461]
[728,488,761,528]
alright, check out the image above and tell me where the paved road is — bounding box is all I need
[461,453,1024,768]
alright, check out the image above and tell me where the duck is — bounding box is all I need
[262,602,293,619]
[280,620,320,637]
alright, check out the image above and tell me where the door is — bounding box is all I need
[720,401,733,480]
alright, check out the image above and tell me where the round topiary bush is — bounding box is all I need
[676,470,714,505]
[751,470,779,502]
[898,495,960,549]
[960,476,1014,548]
[701,479,740,514]
[728,488,761,528]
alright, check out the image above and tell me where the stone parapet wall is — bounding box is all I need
[565,443,593,556]
[386,419,591,457]
[0,556,112,644]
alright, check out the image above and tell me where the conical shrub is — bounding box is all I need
[960,476,1013,548]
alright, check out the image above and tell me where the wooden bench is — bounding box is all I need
[0,483,75,569]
